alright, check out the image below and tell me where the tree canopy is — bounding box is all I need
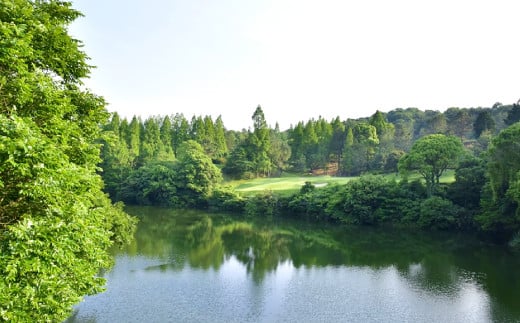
[478,122,520,236]
[0,1,135,321]
[398,134,464,196]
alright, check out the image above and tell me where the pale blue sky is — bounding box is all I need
[70,0,520,130]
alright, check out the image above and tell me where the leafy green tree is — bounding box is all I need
[323,175,424,225]
[398,134,464,196]
[445,108,472,139]
[0,1,136,321]
[288,182,337,221]
[391,119,414,151]
[478,123,520,236]
[207,186,245,213]
[504,102,520,126]
[356,122,379,172]
[369,110,392,137]
[448,156,486,210]
[268,124,291,175]
[489,102,513,133]
[222,144,255,178]
[175,140,223,206]
[120,162,178,206]
[122,140,223,208]
[245,191,279,219]
[383,149,405,173]
[369,110,395,172]
[418,197,458,230]
[419,110,447,136]
[340,175,394,225]
[344,122,378,175]
[486,123,520,200]
[473,129,493,155]
[100,114,132,199]
[387,107,426,140]
[474,110,495,137]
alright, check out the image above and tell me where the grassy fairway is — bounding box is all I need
[229,175,354,196]
[227,170,455,196]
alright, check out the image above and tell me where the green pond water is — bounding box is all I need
[66,206,520,323]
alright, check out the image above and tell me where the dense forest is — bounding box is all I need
[100,102,520,245]
[101,103,517,182]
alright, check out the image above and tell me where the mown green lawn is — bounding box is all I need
[228,175,354,196]
[226,170,455,196]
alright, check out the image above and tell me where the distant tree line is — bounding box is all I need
[99,102,520,245]
[101,103,518,185]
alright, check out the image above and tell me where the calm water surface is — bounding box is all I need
[66,206,520,323]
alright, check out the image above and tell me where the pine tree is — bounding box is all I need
[126,116,142,167]
[160,115,175,159]
[341,127,355,175]
[251,105,272,176]
[171,113,190,155]
[288,122,307,172]
[329,117,346,173]
[140,117,173,164]
[214,116,228,160]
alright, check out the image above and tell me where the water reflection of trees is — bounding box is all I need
[123,206,520,319]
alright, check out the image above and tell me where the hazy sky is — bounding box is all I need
[69,0,520,130]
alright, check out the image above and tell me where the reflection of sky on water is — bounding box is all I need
[68,255,494,323]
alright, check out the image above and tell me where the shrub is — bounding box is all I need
[245,191,279,219]
[208,186,245,213]
[418,197,459,230]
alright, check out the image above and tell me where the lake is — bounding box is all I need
[66,206,520,323]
